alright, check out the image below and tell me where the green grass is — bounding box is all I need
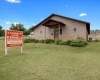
[0,38,100,80]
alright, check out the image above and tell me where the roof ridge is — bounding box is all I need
[32,13,90,30]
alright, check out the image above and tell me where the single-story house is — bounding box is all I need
[31,14,90,41]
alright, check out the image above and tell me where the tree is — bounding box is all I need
[23,26,34,35]
[9,23,34,35]
[29,26,34,32]
[10,23,25,31]
[0,25,5,37]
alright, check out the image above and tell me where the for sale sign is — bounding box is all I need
[6,30,23,47]
[5,30,23,55]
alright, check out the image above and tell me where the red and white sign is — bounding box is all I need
[6,30,23,47]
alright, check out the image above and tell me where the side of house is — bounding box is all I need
[31,14,90,41]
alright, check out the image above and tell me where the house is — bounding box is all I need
[31,14,90,41]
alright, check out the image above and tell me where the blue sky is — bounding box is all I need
[0,0,100,30]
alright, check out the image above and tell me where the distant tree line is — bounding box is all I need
[0,23,34,37]
[90,29,100,32]
[0,25,5,37]
[9,23,33,35]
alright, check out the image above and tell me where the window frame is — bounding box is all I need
[60,29,62,35]
[51,29,54,35]
[73,28,77,32]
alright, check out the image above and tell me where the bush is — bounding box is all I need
[69,40,88,47]
[24,38,39,43]
[55,40,63,45]
[24,38,88,47]
[55,39,88,47]
[60,41,67,45]
[39,40,45,43]
[65,40,72,45]
[24,38,34,43]
[45,39,54,44]
[94,39,100,42]
[34,39,39,43]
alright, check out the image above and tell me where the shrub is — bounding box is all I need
[94,39,100,42]
[34,39,39,43]
[65,40,72,45]
[55,40,63,45]
[24,38,39,43]
[24,38,34,43]
[60,41,67,45]
[45,39,54,44]
[55,40,88,47]
[24,38,88,47]
[39,40,45,43]
[69,40,88,47]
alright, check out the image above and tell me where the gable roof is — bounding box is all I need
[32,13,90,34]
[42,19,66,27]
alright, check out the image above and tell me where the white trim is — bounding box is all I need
[5,30,8,56]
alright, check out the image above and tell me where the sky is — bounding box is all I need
[0,0,100,30]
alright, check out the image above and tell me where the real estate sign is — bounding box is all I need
[5,30,23,55]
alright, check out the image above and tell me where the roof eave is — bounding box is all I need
[32,13,90,30]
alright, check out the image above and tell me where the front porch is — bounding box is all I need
[42,19,66,41]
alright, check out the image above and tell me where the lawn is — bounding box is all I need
[0,39,100,80]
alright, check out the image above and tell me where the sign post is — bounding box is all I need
[5,30,23,56]
[5,30,8,55]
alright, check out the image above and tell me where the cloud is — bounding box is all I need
[6,21,11,25]
[41,19,44,21]
[65,5,69,7]
[33,23,36,26]
[6,0,21,3]
[13,22,19,25]
[0,20,11,25]
[6,21,20,25]
[79,13,87,17]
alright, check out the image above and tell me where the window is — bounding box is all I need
[60,29,62,35]
[51,29,54,35]
[40,31,42,34]
[73,28,76,32]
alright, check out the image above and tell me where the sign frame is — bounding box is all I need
[5,30,23,55]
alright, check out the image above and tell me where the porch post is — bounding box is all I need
[58,23,60,40]
[45,26,46,40]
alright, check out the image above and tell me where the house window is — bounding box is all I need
[73,28,76,32]
[51,29,54,35]
[40,31,42,34]
[60,29,62,35]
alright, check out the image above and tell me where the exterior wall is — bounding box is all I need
[32,15,88,41]
[31,25,54,40]
[31,25,45,40]
[50,16,87,40]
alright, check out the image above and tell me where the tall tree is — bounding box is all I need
[0,25,5,37]
[10,23,25,31]
[29,26,34,32]
[23,26,34,35]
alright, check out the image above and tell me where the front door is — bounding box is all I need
[54,30,59,41]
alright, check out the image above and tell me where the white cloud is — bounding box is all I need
[33,23,36,26]
[13,22,19,25]
[79,13,87,17]
[6,21,11,25]
[41,19,44,21]
[6,0,21,3]
[65,5,69,6]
